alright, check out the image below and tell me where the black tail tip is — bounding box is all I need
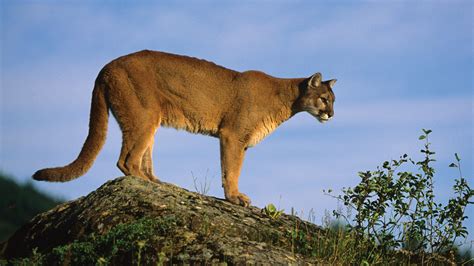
[32,170,47,181]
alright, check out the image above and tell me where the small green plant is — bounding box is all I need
[136,240,147,266]
[96,257,107,266]
[156,251,167,266]
[327,129,473,264]
[263,203,284,220]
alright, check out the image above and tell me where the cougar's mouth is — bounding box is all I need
[307,108,330,123]
[317,113,330,123]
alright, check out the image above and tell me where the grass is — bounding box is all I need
[282,213,472,265]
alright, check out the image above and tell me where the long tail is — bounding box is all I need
[33,83,109,182]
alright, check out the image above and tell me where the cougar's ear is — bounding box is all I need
[328,79,337,89]
[308,73,322,88]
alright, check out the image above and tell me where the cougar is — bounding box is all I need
[33,50,336,207]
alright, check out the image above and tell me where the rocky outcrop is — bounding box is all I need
[1,176,324,264]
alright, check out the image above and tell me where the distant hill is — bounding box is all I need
[0,173,62,242]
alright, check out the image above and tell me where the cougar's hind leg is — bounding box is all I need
[119,121,157,181]
[108,68,162,181]
[141,146,154,180]
[117,139,131,175]
[141,130,159,182]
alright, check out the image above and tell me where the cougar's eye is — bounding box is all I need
[320,98,328,104]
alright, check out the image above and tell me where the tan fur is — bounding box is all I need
[33,50,336,207]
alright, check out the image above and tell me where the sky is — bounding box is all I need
[1,0,473,243]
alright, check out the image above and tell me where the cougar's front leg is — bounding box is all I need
[219,133,251,207]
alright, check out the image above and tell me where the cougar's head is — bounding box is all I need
[298,72,336,123]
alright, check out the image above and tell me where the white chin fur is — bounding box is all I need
[308,112,329,123]
[318,117,328,123]
[309,111,329,123]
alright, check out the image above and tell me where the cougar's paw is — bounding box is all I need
[146,174,160,183]
[227,192,251,207]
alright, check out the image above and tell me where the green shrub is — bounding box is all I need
[327,129,473,264]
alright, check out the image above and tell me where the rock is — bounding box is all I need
[0,176,324,264]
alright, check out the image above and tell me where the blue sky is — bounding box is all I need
[1,0,473,241]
